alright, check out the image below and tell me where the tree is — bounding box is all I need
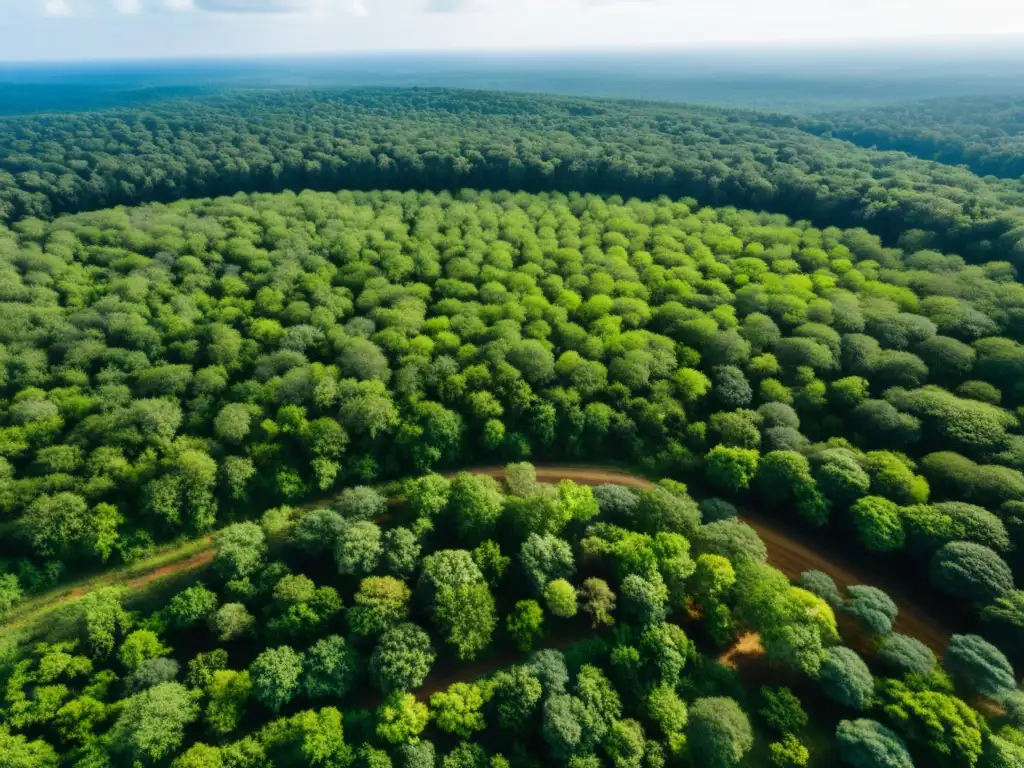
[205,669,252,735]
[877,633,937,677]
[167,584,218,629]
[819,647,874,710]
[878,680,984,768]
[507,600,545,651]
[691,553,736,606]
[578,578,616,628]
[434,582,497,661]
[349,577,412,636]
[0,726,59,768]
[430,682,490,738]
[694,520,767,564]
[797,571,842,609]
[377,692,429,745]
[505,462,539,497]
[944,634,1017,700]
[471,540,510,588]
[418,549,485,601]
[851,497,906,552]
[844,585,899,636]
[119,630,170,670]
[384,528,421,578]
[620,572,668,625]
[213,522,266,582]
[648,684,688,749]
[835,719,914,768]
[930,541,1014,604]
[446,473,505,542]
[593,484,639,522]
[634,487,701,537]
[214,403,253,443]
[705,446,760,491]
[334,486,388,521]
[171,743,224,768]
[209,603,254,641]
[335,520,383,576]
[397,741,436,768]
[700,497,739,523]
[491,665,543,731]
[770,734,809,768]
[759,686,808,734]
[405,473,451,519]
[520,533,575,592]
[292,508,346,556]
[687,697,754,768]
[542,693,590,761]
[107,682,199,763]
[712,366,753,409]
[250,646,304,712]
[371,623,435,692]
[302,635,359,699]
[812,450,870,507]
[604,719,646,768]
[544,579,578,618]
[80,587,131,659]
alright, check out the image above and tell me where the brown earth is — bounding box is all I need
[3,464,951,654]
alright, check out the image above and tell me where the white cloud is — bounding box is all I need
[114,0,143,12]
[164,0,196,9]
[193,0,324,10]
[43,0,75,15]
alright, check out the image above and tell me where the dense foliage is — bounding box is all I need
[3,188,1024,669]
[4,88,1024,265]
[1,463,1017,768]
[779,96,1024,181]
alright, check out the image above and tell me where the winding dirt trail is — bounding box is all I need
[2,464,951,653]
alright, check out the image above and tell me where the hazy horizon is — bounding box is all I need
[3,0,1024,64]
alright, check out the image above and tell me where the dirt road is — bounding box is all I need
[3,464,951,652]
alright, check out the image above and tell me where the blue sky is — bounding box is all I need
[0,0,1021,62]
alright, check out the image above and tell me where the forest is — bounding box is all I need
[779,96,1024,181]
[2,84,1024,767]
[3,88,1024,266]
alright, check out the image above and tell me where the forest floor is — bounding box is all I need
[0,464,951,654]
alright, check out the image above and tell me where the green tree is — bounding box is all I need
[544,579,579,618]
[349,576,412,636]
[205,669,252,735]
[302,635,359,699]
[705,446,760,491]
[371,623,435,692]
[835,719,914,768]
[930,541,1014,604]
[507,599,545,651]
[377,692,429,745]
[431,682,490,738]
[819,647,874,710]
[686,697,754,768]
[943,634,1017,700]
[250,646,304,713]
[434,582,497,661]
[106,682,200,763]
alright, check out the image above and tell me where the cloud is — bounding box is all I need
[193,0,323,11]
[164,0,196,9]
[43,0,75,15]
[423,0,471,11]
[114,0,144,12]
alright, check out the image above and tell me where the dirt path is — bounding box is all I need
[2,464,951,653]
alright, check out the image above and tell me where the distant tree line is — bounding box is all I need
[3,88,1024,265]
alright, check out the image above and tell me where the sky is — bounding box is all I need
[1,0,1023,63]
